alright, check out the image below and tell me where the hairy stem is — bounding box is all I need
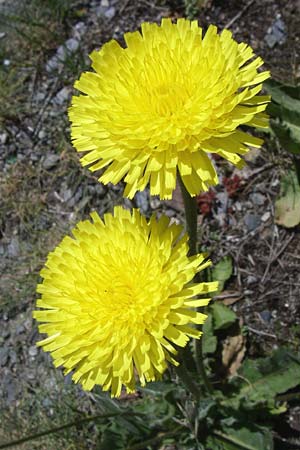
[0,412,143,449]
[178,174,213,395]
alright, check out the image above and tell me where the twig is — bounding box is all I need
[224,0,256,29]
[261,227,277,283]
[119,0,131,15]
[0,412,143,449]
[32,76,60,141]
[261,232,294,283]
[246,326,277,339]
[213,291,242,300]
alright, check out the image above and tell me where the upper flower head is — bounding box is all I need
[69,18,270,199]
[34,206,218,397]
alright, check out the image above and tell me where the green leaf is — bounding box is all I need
[212,302,237,331]
[264,79,300,155]
[207,425,273,450]
[275,170,300,227]
[265,79,300,112]
[202,314,217,354]
[270,120,300,155]
[237,348,300,407]
[212,256,233,293]
[198,398,217,420]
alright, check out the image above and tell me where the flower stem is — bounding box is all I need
[175,359,200,402]
[178,174,213,395]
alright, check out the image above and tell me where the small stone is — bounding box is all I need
[234,201,242,212]
[0,132,8,144]
[247,275,257,284]
[135,191,149,213]
[260,310,272,323]
[16,324,25,334]
[165,209,176,218]
[42,154,60,169]
[3,59,10,66]
[0,348,9,366]
[265,16,286,48]
[9,349,17,365]
[54,86,71,105]
[62,188,73,203]
[46,56,61,72]
[29,346,38,357]
[6,380,17,402]
[0,32,6,39]
[244,213,261,231]
[216,191,229,213]
[261,211,271,222]
[101,0,109,6]
[72,22,87,40]
[7,237,19,257]
[250,192,266,206]
[38,130,46,140]
[104,6,116,19]
[65,37,80,53]
[150,197,160,209]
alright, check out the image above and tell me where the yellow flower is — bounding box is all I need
[69,19,270,200]
[34,206,218,397]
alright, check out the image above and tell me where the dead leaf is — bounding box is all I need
[222,332,246,376]
[275,171,300,228]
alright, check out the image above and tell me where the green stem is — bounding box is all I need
[175,359,201,402]
[293,155,300,186]
[126,427,182,450]
[178,174,213,395]
[0,412,143,449]
[178,175,198,256]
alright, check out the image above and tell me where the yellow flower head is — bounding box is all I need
[69,19,270,200]
[34,207,218,397]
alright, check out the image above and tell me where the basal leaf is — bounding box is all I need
[202,314,218,354]
[237,348,300,406]
[212,256,233,293]
[212,302,237,331]
[207,425,273,450]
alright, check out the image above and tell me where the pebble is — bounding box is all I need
[260,310,272,323]
[265,16,286,48]
[247,275,257,284]
[0,32,6,39]
[101,0,109,6]
[0,132,8,144]
[9,349,17,365]
[165,209,176,218]
[7,237,19,257]
[261,211,271,222]
[46,38,80,72]
[150,197,160,209]
[38,130,46,140]
[135,191,149,213]
[6,380,17,403]
[42,153,60,169]
[53,86,71,105]
[72,22,87,40]
[250,192,266,206]
[244,213,261,231]
[29,346,38,357]
[0,348,9,366]
[104,6,116,19]
[234,201,242,212]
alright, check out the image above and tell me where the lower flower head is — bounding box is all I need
[34,207,218,397]
[69,18,270,199]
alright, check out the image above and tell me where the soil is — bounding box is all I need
[0,0,300,448]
